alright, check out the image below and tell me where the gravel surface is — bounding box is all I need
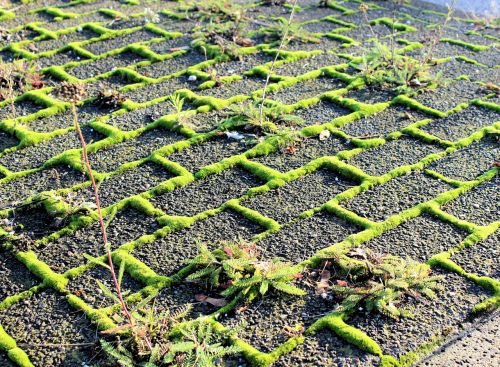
[427,134,499,181]
[442,176,499,226]
[0,165,84,209]
[35,207,160,273]
[0,250,39,301]
[243,167,357,224]
[257,210,360,261]
[132,209,265,276]
[420,105,500,142]
[89,128,186,173]
[364,213,469,262]
[451,231,499,279]
[0,126,105,173]
[340,105,431,138]
[347,136,443,176]
[253,135,353,172]
[342,171,452,222]
[150,166,266,216]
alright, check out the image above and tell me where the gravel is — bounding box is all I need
[347,136,443,176]
[150,166,265,217]
[132,209,265,276]
[341,171,452,222]
[442,176,499,226]
[243,167,357,224]
[252,135,354,172]
[364,213,469,262]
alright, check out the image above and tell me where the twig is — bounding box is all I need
[258,0,299,126]
[70,103,134,326]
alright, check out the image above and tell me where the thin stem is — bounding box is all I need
[258,0,298,126]
[71,104,134,326]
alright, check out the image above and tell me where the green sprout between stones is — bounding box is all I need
[100,296,242,367]
[319,247,444,319]
[187,241,306,302]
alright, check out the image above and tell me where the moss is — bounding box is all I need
[16,251,68,291]
[308,312,383,356]
[440,38,490,52]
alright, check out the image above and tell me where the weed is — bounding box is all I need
[99,292,241,366]
[55,81,134,325]
[0,60,44,118]
[182,0,247,23]
[94,88,126,110]
[188,241,306,302]
[228,101,304,135]
[261,19,320,45]
[318,247,443,319]
[355,41,444,95]
[193,22,253,59]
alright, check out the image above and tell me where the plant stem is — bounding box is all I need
[258,0,298,126]
[70,103,134,326]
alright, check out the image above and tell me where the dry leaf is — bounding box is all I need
[195,294,227,307]
[315,270,330,295]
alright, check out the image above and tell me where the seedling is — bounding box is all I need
[100,293,242,366]
[188,241,305,302]
[319,247,443,319]
[182,0,247,23]
[261,19,320,45]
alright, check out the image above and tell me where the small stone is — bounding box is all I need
[188,75,197,82]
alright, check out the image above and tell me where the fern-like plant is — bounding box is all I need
[324,247,443,319]
[186,241,258,288]
[187,242,306,301]
[221,259,306,301]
